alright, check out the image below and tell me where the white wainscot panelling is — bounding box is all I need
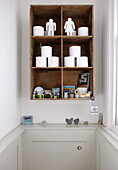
[22,129,96,170]
[0,136,22,170]
[96,131,118,170]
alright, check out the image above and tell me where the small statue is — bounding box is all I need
[65,118,73,125]
[46,19,56,36]
[64,18,75,36]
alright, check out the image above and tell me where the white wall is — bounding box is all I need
[102,0,115,127]
[21,0,103,123]
[0,0,22,140]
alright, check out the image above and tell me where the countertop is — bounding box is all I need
[24,123,99,130]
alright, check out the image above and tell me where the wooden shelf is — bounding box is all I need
[31,36,93,44]
[31,67,62,70]
[30,5,94,100]
[31,67,93,70]
[31,98,92,100]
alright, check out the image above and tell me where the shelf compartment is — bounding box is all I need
[63,5,93,36]
[30,69,62,99]
[31,37,61,67]
[63,69,94,96]
[30,5,61,35]
[63,39,93,67]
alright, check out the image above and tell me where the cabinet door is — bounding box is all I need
[32,141,87,170]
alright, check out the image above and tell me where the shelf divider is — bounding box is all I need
[61,5,63,35]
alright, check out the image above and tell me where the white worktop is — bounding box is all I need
[25,123,99,130]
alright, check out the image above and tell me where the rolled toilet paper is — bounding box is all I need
[41,46,52,57]
[33,26,44,36]
[36,56,47,67]
[78,27,89,36]
[64,57,75,67]
[69,46,81,57]
[77,56,88,67]
[48,56,59,67]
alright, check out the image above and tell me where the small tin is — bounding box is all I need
[69,93,75,98]
[75,93,80,98]
[64,92,68,98]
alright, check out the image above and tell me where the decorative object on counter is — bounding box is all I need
[64,56,75,67]
[41,120,47,126]
[41,46,52,57]
[69,46,81,57]
[36,56,47,67]
[22,116,33,125]
[46,19,56,36]
[33,26,44,36]
[78,72,89,87]
[83,121,89,125]
[77,56,88,67]
[65,118,73,125]
[74,118,79,125]
[64,18,75,36]
[78,27,89,36]
[98,113,103,125]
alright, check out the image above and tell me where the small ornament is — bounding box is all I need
[65,118,73,125]
[74,118,79,125]
[64,18,75,36]
[91,98,98,114]
[46,19,56,36]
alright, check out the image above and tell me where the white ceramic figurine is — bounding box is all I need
[46,19,56,36]
[64,18,75,36]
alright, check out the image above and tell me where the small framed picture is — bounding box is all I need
[22,116,33,125]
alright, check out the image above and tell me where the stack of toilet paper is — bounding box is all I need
[64,46,88,67]
[36,46,59,67]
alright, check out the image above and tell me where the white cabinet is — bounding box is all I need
[22,129,96,170]
[0,136,22,170]
[96,131,118,170]
[32,141,86,170]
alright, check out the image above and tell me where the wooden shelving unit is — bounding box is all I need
[30,5,94,100]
